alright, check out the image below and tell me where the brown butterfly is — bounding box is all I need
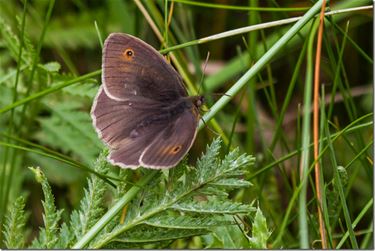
[91,33,204,169]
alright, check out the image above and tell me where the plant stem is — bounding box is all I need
[298,19,318,249]
[313,0,327,247]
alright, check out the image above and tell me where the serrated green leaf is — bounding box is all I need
[55,223,74,248]
[89,138,256,248]
[145,214,232,229]
[172,200,255,214]
[102,240,173,249]
[29,167,63,249]
[0,17,33,64]
[212,178,252,188]
[195,137,222,181]
[197,186,229,197]
[211,215,249,249]
[114,224,209,243]
[71,151,109,240]
[248,207,271,249]
[3,196,29,248]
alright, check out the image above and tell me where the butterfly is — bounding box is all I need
[91,33,204,169]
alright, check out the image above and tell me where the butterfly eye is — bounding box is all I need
[123,48,134,60]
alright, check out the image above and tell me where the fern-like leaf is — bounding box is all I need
[211,217,249,249]
[113,224,209,243]
[3,196,28,248]
[0,17,34,65]
[29,167,63,249]
[171,200,255,214]
[35,101,101,165]
[55,222,74,248]
[70,151,109,240]
[145,214,232,229]
[90,138,256,248]
[248,207,271,249]
[211,178,252,188]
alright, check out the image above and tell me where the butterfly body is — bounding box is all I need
[131,96,203,135]
[91,33,203,169]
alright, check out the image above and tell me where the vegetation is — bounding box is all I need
[0,0,372,249]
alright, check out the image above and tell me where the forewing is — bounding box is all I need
[139,108,199,169]
[102,33,187,102]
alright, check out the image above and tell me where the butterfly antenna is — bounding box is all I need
[200,116,220,136]
[197,52,220,136]
[211,93,232,98]
[197,51,210,95]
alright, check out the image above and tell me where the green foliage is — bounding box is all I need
[62,81,98,99]
[0,17,34,65]
[113,225,209,244]
[1,139,258,249]
[69,151,109,241]
[172,200,254,214]
[35,101,102,165]
[248,207,271,249]
[145,214,231,229]
[3,196,28,248]
[29,167,63,248]
[89,138,256,248]
[210,220,249,248]
[31,151,109,248]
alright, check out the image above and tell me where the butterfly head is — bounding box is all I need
[194,96,205,108]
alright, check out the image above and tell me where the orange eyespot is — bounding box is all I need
[161,145,182,155]
[123,48,134,60]
[172,145,182,153]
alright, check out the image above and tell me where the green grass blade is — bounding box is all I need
[297,18,318,249]
[323,115,359,249]
[198,0,324,129]
[0,69,101,114]
[0,141,117,187]
[336,198,373,248]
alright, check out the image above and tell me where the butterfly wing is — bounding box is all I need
[92,86,199,168]
[139,107,200,169]
[92,33,199,169]
[102,33,187,102]
[107,124,168,168]
[91,87,161,143]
